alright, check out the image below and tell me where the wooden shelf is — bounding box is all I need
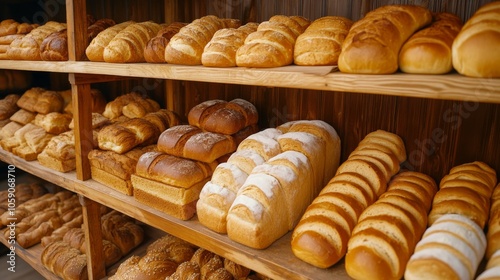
[0,149,347,280]
[1,60,499,104]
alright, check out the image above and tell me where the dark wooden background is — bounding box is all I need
[1,0,498,182]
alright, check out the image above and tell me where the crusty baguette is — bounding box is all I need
[165,15,225,65]
[294,16,353,66]
[399,12,463,74]
[452,1,500,77]
[103,21,161,63]
[338,5,432,74]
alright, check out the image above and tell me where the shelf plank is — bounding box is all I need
[0,149,348,280]
[1,60,499,104]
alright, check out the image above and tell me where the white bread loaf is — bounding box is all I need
[294,16,353,66]
[404,213,486,280]
[345,171,437,280]
[291,129,406,268]
[428,161,497,228]
[452,1,500,78]
[338,5,432,74]
[399,12,463,74]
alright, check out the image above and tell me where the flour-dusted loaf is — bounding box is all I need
[86,21,135,62]
[338,5,432,74]
[103,21,161,63]
[165,15,226,65]
[399,12,463,74]
[187,98,258,135]
[144,22,186,63]
[452,1,500,77]
[6,21,67,60]
[202,22,258,67]
[427,161,497,229]
[345,171,437,280]
[291,129,406,268]
[236,15,310,67]
[294,16,353,66]
[404,213,487,280]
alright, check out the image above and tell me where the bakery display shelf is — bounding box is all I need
[1,59,500,104]
[0,149,348,280]
[0,236,58,279]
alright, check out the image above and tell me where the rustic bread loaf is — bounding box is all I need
[0,94,19,120]
[86,21,134,61]
[404,213,487,280]
[452,1,500,77]
[103,21,161,63]
[0,19,37,37]
[399,12,463,74]
[202,22,258,67]
[41,240,88,280]
[6,21,67,60]
[165,15,225,65]
[294,16,353,66]
[338,5,432,74]
[144,22,186,63]
[428,161,497,228]
[345,171,437,280]
[236,15,310,67]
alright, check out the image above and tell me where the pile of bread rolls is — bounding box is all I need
[131,98,258,220]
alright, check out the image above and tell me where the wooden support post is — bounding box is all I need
[79,195,106,280]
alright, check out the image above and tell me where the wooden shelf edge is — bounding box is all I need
[0,149,347,280]
[0,60,499,104]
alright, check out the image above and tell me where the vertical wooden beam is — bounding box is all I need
[79,195,106,280]
[66,0,88,61]
[164,0,177,23]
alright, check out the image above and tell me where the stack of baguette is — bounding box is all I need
[427,161,497,229]
[293,16,353,66]
[452,1,500,78]
[338,5,432,74]
[345,171,437,280]
[291,129,406,268]
[236,15,310,67]
[131,98,258,220]
[404,213,487,279]
[198,119,340,249]
[0,19,38,60]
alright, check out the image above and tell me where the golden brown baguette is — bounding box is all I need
[399,12,463,74]
[236,15,310,67]
[201,22,258,67]
[86,21,134,62]
[338,5,432,74]
[144,22,186,63]
[452,1,500,77]
[103,21,161,63]
[6,21,67,60]
[294,16,353,66]
[164,15,225,65]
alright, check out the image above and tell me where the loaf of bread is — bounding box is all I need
[132,152,217,220]
[399,12,463,74]
[102,92,160,120]
[345,171,437,280]
[103,21,161,63]
[144,22,186,63]
[88,145,157,195]
[294,16,353,66]
[86,21,134,61]
[16,87,65,114]
[404,213,487,280]
[428,161,497,229]
[291,129,406,268]
[0,183,47,216]
[338,5,432,74]
[109,233,197,280]
[9,108,36,125]
[486,183,500,260]
[6,21,67,60]
[157,125,236,163]
[97,117,161,154]
[40,213,83,247]
[0,19,37,37]
[164,15,226,65]
[39,29,68,61]
[41,240,88,280]
[236,15,310,67]
[202,22,258,67]
[452,1,500,77]
[0,94,19,120]
[188,98,258,135]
